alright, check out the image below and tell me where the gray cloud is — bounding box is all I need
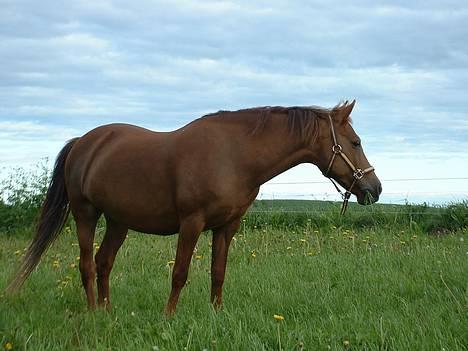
[0,0,467,168]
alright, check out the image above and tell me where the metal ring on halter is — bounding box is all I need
[332,144,342,154]
[353,169,364,180]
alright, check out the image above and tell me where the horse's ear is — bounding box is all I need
[332,99,356,125]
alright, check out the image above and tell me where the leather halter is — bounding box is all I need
[323,115,375,215]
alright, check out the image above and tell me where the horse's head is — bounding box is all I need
[317,100,382,205]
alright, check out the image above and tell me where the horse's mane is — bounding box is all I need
[202,102,351,143]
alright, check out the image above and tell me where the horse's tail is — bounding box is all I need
[6,138,79,293]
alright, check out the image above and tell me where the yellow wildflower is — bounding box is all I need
[167,260,175,266]
[273,314,284,321]
[5,342,13,350]
[195,255,203,260]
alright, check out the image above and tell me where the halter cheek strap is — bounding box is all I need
[323,115,375,215]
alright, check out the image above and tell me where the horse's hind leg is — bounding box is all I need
[95,218,128,309]
[211,218,241,307]
[71,201,100,310]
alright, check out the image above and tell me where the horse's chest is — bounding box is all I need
[203,188,259,228]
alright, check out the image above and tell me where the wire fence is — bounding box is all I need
[248,210,439,215]
[254,176,468,209]
[247,204,465,216]
[266,177,468,185]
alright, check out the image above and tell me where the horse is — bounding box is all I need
[7,100,381,315]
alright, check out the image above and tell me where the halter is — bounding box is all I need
[323,114,375,215]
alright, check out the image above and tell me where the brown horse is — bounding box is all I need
[7,100,381,315]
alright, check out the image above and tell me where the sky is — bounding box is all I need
[1,0,467,204]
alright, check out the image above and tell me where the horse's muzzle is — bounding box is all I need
[358,183,382,205]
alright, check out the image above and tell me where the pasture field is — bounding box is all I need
[1,200,467,350]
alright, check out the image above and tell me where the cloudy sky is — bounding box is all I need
[1,0,467,204]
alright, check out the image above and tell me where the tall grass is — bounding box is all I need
[0,165,467,350]
[1,219,466,350]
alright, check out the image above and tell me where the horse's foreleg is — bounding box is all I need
[165,215,204,316]
[210,218,241,308]
[95,219,128,309]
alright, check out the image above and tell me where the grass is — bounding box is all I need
[0,166,467,349]
[1,217,467,350]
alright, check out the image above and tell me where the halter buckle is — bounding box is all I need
[353,169,364,180]
[332,144,342,154]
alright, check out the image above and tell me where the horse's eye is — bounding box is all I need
[352,140,361,148]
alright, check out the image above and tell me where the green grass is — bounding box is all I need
[1,218,467,350]
[246,200,468,234]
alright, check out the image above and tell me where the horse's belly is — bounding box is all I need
[102,201,180,234]
[128,220,180,235]
[85,178,180,234]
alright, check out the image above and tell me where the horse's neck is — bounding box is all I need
[246,116,315,186]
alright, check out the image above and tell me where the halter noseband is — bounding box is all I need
[323,114,375,215]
